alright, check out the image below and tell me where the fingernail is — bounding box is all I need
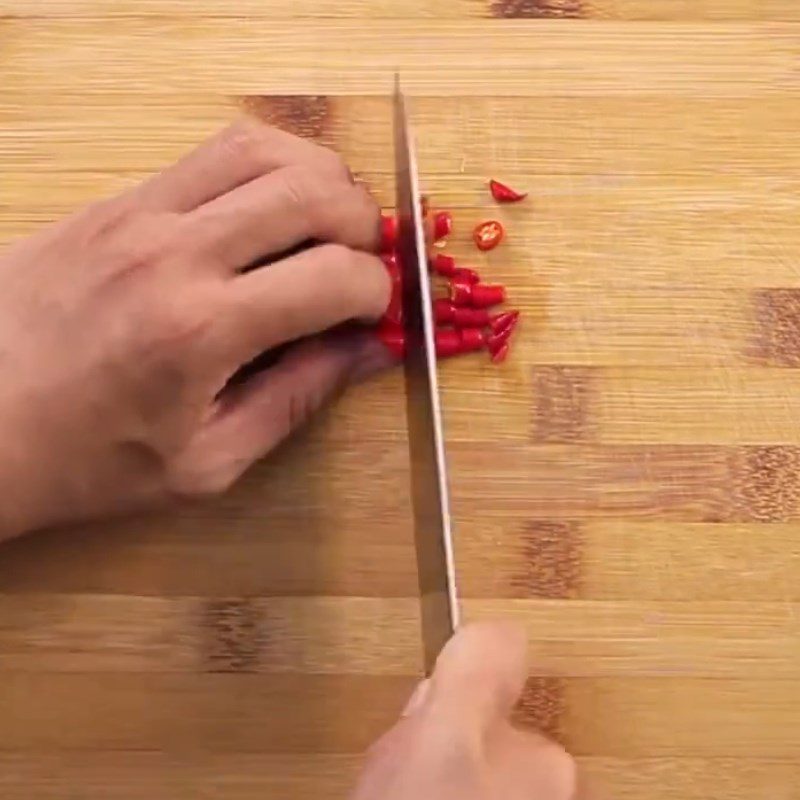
[401,679,430,717]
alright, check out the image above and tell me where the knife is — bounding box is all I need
[393,75,460,675]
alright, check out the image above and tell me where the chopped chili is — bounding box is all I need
[473,220,504,251]
[375,320,405,360]
[490,342,510,363]
[489,179,527,204]
[453,307,491,327]
[380,252,403,326]
[489,310,520,334]
[435,328,462,358]
[451,267,481,285]
[433,211,453,242]
[434,298,456,324]
[459,327,486,352]
[432,253,457,277]
[450,278,474,306]
[380,215,398,252]
[470,283,506,308]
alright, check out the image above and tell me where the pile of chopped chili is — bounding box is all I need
[375,179,525,364]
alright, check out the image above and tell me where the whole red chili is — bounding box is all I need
[473,220,504,251]
[470,283,506,308]
[489,310,520,334]
[380,215,398,252]
[451,267,481,285]
[432,253,457,277]
[489,179,527,204]
[433,211,453,242]
[450,278,474,306]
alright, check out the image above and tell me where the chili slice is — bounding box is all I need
[473,220,504,251]
[489,179,527,204]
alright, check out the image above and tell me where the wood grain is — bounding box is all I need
[0,1,799,798]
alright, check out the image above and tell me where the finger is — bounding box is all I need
[130,120,349,213]
[178,331,393,490]
[423,622,529,732]
[492,726,579,800]
[216,243,390,366]
[186,164,381,270]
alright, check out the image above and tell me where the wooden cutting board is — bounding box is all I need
[1,2,799,797]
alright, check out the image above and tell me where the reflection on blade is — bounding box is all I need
[393,75,459,675]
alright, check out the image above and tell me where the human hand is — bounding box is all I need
[0,121,391,539]
[352,623,579,800]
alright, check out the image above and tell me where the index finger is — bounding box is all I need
[213,243,391,367]
[130,119,350,213]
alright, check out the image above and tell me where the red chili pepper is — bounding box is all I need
[486,323,513,352]
[490,342,510,363]
[473,220,504,251]
[489,310,520,334]
[435,329,462,358]
[381,252,403,325]
[451,267,481,285]
[459,327,486,352]
[432,253,457,277]
[380,215,398,252]
[452,307,491,327]
[434,298,456,324]
[450,278,473,306]
[433,211,453,242]
[489,179,527,204]
[375,320,405,360]
[470,283,506,308]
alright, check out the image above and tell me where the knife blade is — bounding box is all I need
[393,75,460,675]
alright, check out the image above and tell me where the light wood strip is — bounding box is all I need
[1,0,799,20]
[0,672,795,756]
[562,677,800,757]
[0,673,413,752]
[580,757,800,800]
[458,520,800,601]
[597,368,800,444]
[1,21,794,97]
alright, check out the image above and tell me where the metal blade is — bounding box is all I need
[393,75,459,675]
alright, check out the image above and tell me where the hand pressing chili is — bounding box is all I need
[474,220,504,251]
[489,179,527,204]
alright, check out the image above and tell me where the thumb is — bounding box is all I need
[419,622,528,733]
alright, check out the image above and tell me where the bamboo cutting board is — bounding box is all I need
[1,2,800,798]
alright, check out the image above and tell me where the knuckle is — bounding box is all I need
[317,147,351,181]
[167,461,240,501]
[218,120,271,169]
[279,164,328,214]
